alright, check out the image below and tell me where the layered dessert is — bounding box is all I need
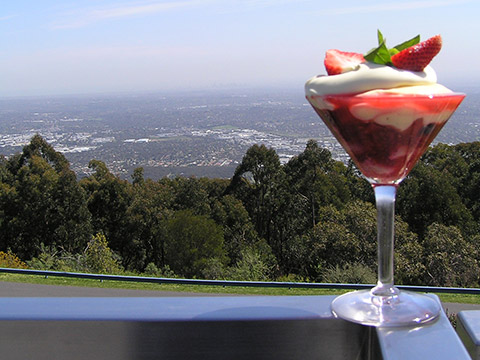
[305,32,465,184]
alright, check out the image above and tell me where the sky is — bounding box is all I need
[1,0,480,97]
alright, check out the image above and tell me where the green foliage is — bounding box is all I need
[28,244,85,272]
[228,144,285,243]
[284,140,351,227]
[164,210,227,278]
[228,143,309,272]
[27,236,122,275]
[394,220,425,286]
[0,136,91,259]
[84,233,122,274]
[424,142,480,226]
[0,251,28,269]
[398,161,475,238]
[200,257,228,280]
[1,136,480,288]
[306,211,360,280]
[125,178,173,271]
[306,201,378,274]
[143,262,176,278]
[421,223,478,287]
[178,178,212,215]
[322,262,376,284]
[228,247,271,281]
[80,160,133,267]
[212,194,261,265]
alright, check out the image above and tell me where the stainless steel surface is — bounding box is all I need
[0,295,469,359]
[457,310,480,359]
[376,298,471,360]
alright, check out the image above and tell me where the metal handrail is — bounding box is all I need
[1,267,480,295]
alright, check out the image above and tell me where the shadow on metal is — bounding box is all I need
[0,318,379,360]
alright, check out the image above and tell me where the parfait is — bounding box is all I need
[305,31,465,327]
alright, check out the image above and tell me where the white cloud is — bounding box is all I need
[51,0,207,29]
[91,0,210,20]
[50,0,316,29]
[0,15,16,21]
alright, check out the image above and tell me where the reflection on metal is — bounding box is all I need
[457,311,480,359]
[0,295,470,359]
[1,267,480,295]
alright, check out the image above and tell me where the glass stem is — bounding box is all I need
[371,185,399,298]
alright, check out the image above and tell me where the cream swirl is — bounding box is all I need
[305,62,442,96]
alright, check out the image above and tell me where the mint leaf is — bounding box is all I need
[377,29,385,45]
[364,40,392,65]
[364,31,419,66]
[393,35,420,52]
[389,48,400,56]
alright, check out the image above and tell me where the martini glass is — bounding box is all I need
[306,92,465,327]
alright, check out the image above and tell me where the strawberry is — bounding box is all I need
[391,35,442,71]
[324,49,365,75]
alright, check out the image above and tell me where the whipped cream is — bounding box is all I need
[349,99,455,131]
[305,62,443,96]
[360,84,452,96]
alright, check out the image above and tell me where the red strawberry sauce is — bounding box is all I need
[307,93,465,184]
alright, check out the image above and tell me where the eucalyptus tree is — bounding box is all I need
[0,135,91,259]
[227,144,300,271]
[284,140,351,229]
[397,160,475,238]
[79,159,133,266]
[125,173,174,271]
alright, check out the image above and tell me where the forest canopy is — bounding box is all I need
[1,135,479,287]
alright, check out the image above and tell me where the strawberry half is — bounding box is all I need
[391,35,442,71]
[324,49,365,75]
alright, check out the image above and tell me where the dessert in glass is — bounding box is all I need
[305,32,465,327]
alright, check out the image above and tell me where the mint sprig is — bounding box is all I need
[364,30,420,66]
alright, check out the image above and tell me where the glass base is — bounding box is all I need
[331,289,441,327]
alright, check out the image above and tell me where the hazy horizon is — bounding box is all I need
[1,80,479,101]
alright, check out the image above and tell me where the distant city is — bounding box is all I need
[0,87,479,180]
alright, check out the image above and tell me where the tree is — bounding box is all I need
[18,134,70,173]
[284,140,350,228]
[164,210,227,277]
[132,167,145,186]
[453,142,480,223]
[393,218,425,286]
[0,136,91,259]
[397,161,475,238]
[421,223,478,287]
[305,215,360,281]
[80,160,133,265]
[302,200,419,283]
[227,144,300,272]
[209,194,261,265]
[322,262,376,284]
[345,159,374,204]
[125,178,174,271]
[84,233,122,274]
[228,144,284,241]
[228,246,271,281]
[159,176,213,216]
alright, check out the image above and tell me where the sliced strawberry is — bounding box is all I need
[324,49,365,75]
[391,35,442,72]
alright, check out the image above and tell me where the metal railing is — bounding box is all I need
[1,267,480,295]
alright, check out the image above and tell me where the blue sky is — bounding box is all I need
[1,0,479,97]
